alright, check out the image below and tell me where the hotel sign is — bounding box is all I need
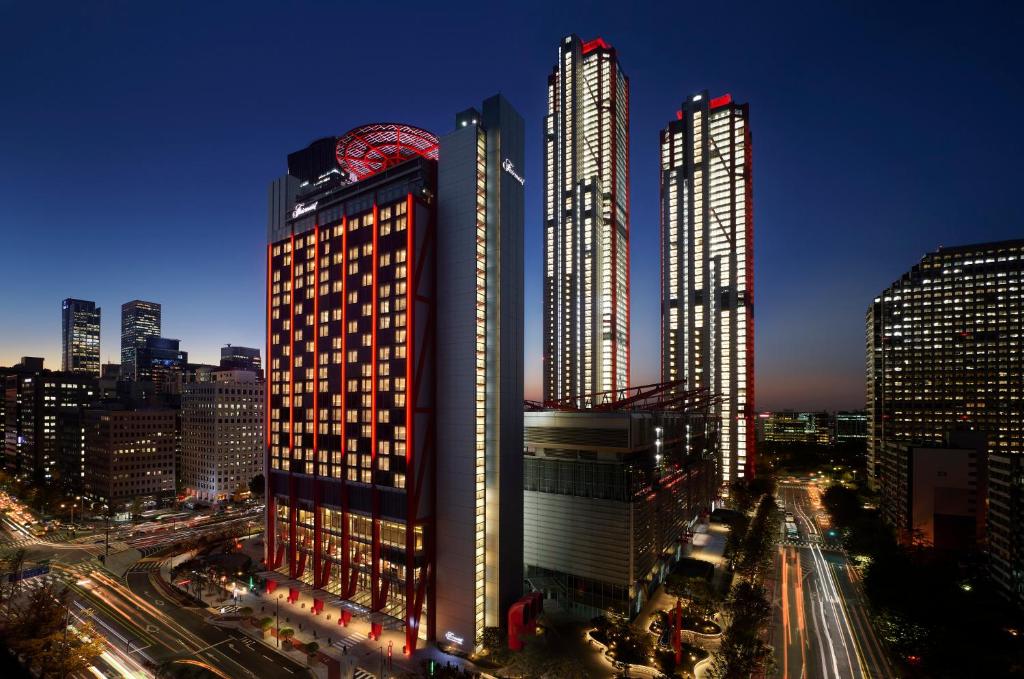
[502,158,525,186]
[292,201,318,219]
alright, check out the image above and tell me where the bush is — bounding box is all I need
[279,627,294,640]
[305,642,319,655]
[260,617,273,630]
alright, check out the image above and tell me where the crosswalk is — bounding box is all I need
[332,630,369,650]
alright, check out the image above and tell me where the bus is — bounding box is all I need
[785,521,799,540]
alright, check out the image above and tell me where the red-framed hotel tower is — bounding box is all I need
[266,130,438,654]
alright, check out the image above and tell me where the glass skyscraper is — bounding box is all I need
[61,298,101,376]
[120,299,161,381]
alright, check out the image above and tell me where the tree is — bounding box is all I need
[129,497,144,520]
[248,474,265,497]
[304,641,319,665]
[279,627,295,645]
[822,484,861,528]
[239,606,253,618]
[708,581,775,679]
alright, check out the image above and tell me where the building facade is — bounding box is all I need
[543,35,630,402]
[760,411,831,445]
[137,337,188,394]
[523,409,715,618]
[120,300,161,381]
[220,345,263,377]
[61,299,101,376]
[265,101,523,653]
[867,240,1023,603]
[2,359,97,483]
[83,406,176,511]
[834,410,868,442]
[660,91,754,488]
[182,370,264,504]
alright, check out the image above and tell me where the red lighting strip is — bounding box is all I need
[404,192,415,651]
[265,243,274,567]
[289,233,296,452]
[312,225,321,585]
[582,36,611,53]
[710,93,732,109]
[340,214,350,595]
[370,202,382,638]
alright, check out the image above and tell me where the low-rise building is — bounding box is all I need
[83,406,176,511]
[523,408,716,619]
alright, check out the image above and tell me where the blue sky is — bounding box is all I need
[1,1,1020,409]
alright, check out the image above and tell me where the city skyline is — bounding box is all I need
[2,2,1022,411]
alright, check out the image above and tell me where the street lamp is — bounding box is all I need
[276,594,283,647]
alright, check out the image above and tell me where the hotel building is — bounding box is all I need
[61,299,101,376]
[265,95,523,653]
[660,91,755,487]
[867,240,1022,603]
[543,35,630,402]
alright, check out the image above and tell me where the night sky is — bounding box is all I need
[1,1,1021,409]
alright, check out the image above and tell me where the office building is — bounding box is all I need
[137,337,187,394]
[760,411,831,445]
[61,299,101,376]
[265,98,523,653]
[220,345,263,377]
[660,91,754,489]
[182,370,264,504]
[121,300,161,381]
[835,410,868,442]
[523,390,716,618]
[543,35,630,402]
[2,359,97,483]
[83,406,176,512]
[867,240,1022,603]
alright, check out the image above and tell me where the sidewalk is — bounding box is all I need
[162,537,487,678]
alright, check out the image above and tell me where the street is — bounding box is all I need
[772,482,894,679]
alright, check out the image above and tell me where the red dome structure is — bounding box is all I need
[335,123,439,182]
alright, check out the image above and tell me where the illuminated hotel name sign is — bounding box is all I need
[291,201,318,219]
[502,158,525,186]
[444,631,465,646]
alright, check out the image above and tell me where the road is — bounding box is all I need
[772,482,895,679]
[1,500,308,679]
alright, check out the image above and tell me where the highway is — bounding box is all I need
[772,482,895,679]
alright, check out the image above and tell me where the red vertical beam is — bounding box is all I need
[404,193,416,653]
[313,225,322,586]
[340,214,350,594]
[370,202,382,638]
[265,243,275,567]
[288,232,297,578]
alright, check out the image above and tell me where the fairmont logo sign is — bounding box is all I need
[502,158,525,186]
[292,201,318,218]
[444,631,465,646]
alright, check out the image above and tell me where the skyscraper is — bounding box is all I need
[61,299,101,376]
[867,239,1023,604]
[121,300,161,381]
[660,91,755,487]
[265,98,523,653]
[543,35,630,402]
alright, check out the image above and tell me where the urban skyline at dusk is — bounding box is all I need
[3,2,1021,412]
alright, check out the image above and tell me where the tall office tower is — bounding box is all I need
[265,100,523,654]
[182,370,264,504]
[868,240,1022,604]
[121,300,161,381]
[543,35,630,402]
[220,345,263,377]
[660,91,754,487]
[865,299,884,490]
[61,299,101,376]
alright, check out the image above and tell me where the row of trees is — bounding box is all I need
[707,581,774,678]
[0,551,104,677]
[726,493,781,580]
[822,484,1024,677]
